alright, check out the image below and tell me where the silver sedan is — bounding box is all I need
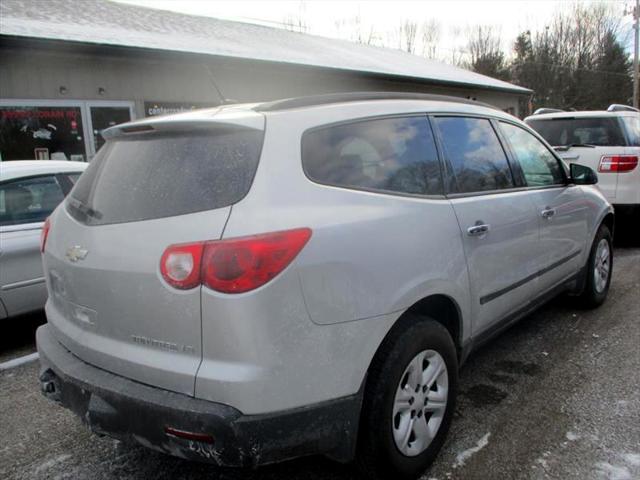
[0,160,87,319]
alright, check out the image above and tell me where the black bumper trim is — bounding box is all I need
[36,325,362,466]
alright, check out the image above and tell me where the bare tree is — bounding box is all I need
[512,1,631,111]
[397,20,418,53]
[465,25,509,79]
[281,1,308,33]
[420,19,441,59]
[334,11,378,45]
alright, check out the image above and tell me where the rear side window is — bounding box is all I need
[0,175,65,226]
[302,116,443,196]
[527,117,626,147]
[621,116,640,146]
[68,129,263,225]
[500,122,565,187]
[432,117,514,193]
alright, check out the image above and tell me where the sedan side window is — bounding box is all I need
[500,122,565,187]
[432,116,514,193]
[0,175,65,226]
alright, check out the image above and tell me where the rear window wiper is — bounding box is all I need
[67,197,103,219]
[554,143,596,151]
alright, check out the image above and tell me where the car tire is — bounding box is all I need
[578,224,613,308]
[355,316,458,480]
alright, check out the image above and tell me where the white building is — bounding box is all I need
[0,0,531,162]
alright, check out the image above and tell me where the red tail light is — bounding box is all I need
[40,217,51,253]
[160,228,312,293]
[598,155,638,172]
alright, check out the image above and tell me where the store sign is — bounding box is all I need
[144,101,216,117]
[0,106,85,161]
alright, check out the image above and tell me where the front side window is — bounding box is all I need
[432,117,514,193]
[500,122,565,187]
[0,175,65,226]
[302,116,443,196]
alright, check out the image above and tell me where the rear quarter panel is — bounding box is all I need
[199,102,472,413]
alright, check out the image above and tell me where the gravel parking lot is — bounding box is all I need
[1,242,638,480]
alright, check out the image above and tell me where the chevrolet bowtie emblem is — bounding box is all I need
[65,245,89,262]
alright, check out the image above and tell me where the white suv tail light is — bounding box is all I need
[598,155,638,172]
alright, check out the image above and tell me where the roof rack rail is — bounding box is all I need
[533,108,564,115]
[607,104,639,113]
[254,91,497,112]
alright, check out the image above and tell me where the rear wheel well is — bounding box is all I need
[403,295,462,354]
[363,295,463,385]
[601,212,615,238]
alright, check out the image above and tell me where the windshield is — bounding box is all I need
[527,117,626,147]
[67,129,264,225]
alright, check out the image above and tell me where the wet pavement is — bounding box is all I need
[1,245,638,480]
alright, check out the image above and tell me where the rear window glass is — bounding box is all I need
[67,129,263,225]
[527,117,626,147]
[302,116,443,196]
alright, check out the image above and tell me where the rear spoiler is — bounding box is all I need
[102,109,265,140]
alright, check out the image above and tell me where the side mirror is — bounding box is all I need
[570,163,598,185]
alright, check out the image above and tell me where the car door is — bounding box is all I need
[432,116,541,335]
[0,174,66,316]
[499,121,588,292]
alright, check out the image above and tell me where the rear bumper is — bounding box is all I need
[36,324,361,466]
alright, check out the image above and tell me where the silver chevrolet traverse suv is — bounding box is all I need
[37,93,613,479]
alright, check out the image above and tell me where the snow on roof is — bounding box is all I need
[0,0,531,96]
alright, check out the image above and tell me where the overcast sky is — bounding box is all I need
[117,0,635,60]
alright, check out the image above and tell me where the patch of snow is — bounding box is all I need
[536,458,549,468]
[622,453,640,466]
[34,454,71,474]
[566,431,580,441]
[453,433,490,468]
[595,462,631,480]
[0,352,39,371]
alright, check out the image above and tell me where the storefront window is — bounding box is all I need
[0,106,86,161]
[90,106,132,151]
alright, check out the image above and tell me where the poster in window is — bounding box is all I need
[0,106,86,161]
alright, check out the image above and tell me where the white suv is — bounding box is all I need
[525,105,640,227]
[37,93,613,479]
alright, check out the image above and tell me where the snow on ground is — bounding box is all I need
[622,453,640,467]
[453,433,490,468]
[34,454,71,475]
[0,352,39,371]
[566,431,580,441]
[595,462,632,480]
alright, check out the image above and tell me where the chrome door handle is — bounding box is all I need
[541,207,556,219]
[467,224,490,237]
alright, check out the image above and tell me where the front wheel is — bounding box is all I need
[578,224,613,308]
[356,317,458,480]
